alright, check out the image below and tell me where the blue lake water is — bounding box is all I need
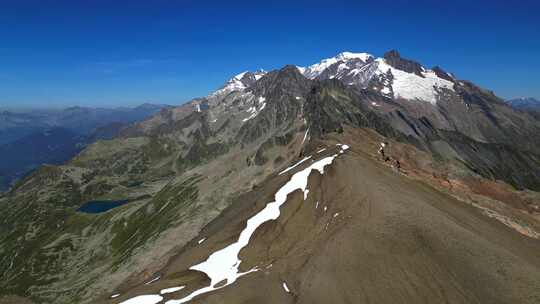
[77,199,129,213]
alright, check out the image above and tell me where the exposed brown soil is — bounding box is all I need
[0,295,35,304]
[104,128,540,304]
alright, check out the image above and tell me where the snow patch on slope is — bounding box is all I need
[160,286,185,295]
[119,295,163,304]
[242,96,267,122]
[279,156,312,175]
[282,282,291,293]
[162,146,348,304]
[375,58,454,104]
[144,276,160,285]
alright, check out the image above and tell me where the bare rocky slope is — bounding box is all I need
[0,51,539,304]
[104,129,540,304]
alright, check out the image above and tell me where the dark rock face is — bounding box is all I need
[383,50,425,77]
[238,71,261,87]
[231,60,540,190]
[432,66,454,82]
[435,130,540,190]
[236,66,311,144]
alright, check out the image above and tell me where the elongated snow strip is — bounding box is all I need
[282,282,290,293]
[279,156,312,175]
[145,276,160,285]
[301,128,309,145]
[160,286,185,294]
[163,145,348,304]
[119,294,163,304]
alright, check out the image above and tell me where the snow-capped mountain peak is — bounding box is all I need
[297,50,456,104]
[335,51,373,62]
[298,51,375,79]
[211,69,267,97]
[210,50,456,105]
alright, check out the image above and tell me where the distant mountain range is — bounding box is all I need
[0,103,170,145]
[0,127,84,190]
[507,97,540,111]
[0,103,170,190]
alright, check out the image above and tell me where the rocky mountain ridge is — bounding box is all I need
[0,50,539,304]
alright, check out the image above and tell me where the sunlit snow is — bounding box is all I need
[160,286,185,295]
[242,113,257,122]
[210,70,267,96]
[279,156,312,175]
[299,52,373,79]
[242,97,266,122]
[119,295,163,304]
[121,146,349,304]
[163,147,347,304]
[282,282,291,293]
[301,128,309,145]
[145,276,160,285]
[375,59,454,104]
[297,52,454,104]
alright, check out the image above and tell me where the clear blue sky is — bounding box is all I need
[1,0,539,108]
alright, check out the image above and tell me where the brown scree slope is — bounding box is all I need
[105,129,540,304]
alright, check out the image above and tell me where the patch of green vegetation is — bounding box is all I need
[109,175,202,268]
[142,137,174,161]
[177,140,229,171]
[121,180,144,188]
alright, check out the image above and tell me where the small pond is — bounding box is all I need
[77,199,129,213]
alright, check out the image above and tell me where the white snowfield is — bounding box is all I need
[279,156,312,175]
[374,59,454,104]
[209,51,455,105]
[299,52,455,104]
[119,145,349,304]
[119,295,163,304]
[211,70,267,96]
[299,52,373,79]
[160,286,185,295]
